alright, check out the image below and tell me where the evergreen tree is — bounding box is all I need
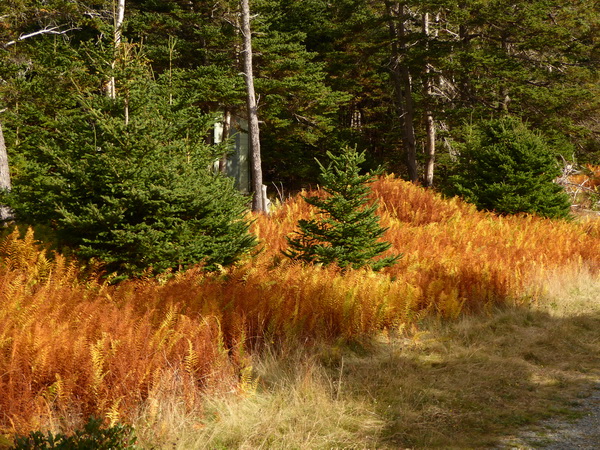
[1,40,256,277]
[124,0,348,190]
[446,117,572,219]
[284,146,399,270]
[2,0,598,196]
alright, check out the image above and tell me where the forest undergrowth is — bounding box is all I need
[1,176,600,447]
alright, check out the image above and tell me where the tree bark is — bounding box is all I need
[240,0,266,213]
[385,1,418,183]
[458,20,473,105]
[423,12,436,187]
[107,0,126,102]
[0,122,14,222]
[218,109,231,174]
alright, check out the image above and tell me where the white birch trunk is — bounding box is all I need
[218,109,231,174]
[107,0,126,103]
[423,12,436,187]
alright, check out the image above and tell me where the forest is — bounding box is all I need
[1,0,600,448]
[2,0,599,272]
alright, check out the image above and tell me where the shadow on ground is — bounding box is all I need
[322,303,600,448]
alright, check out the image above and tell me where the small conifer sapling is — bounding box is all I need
[284,146,400,270]
[447,117,572,219]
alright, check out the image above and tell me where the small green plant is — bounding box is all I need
[12,417,137,449]
[446,117,572,219]
[284,146,399,270]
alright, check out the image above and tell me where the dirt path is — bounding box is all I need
[499,384,600,449]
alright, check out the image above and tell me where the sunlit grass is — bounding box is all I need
[134,269,600,448]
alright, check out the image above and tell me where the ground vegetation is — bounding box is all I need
[1,179,600,447]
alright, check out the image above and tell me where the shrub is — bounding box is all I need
[1,59,256,277]
[12,417,137,449]
[446,117,571,219]
[284,146,399,270]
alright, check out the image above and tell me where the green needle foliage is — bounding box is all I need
[13,417,137,449]
[447,117,572,219]
[284,146,399,271]
[1,42,256,278]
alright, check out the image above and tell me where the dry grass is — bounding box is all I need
[136,268,600,448]
[154,349,386,449]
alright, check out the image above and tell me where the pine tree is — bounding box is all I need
[284,146,399,270]
[0,39,257,277]
[446,117,572,219]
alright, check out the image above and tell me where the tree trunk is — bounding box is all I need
[424,110,436,187]
[423,12,436,187]
[458,20,473,106]
[240,0,266,213]
[498,35,511,113]
[218,109,231,174]
[107,0,126,102]
[385,1,418,183]
[0,122,14,222]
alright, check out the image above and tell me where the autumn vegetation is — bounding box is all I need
[1,176,600,446]
[2,0,600,447]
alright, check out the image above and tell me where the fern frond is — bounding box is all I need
[238,365,258,396]
[106,398,122,427]
[90,334,109,400]
[183,338,199,376]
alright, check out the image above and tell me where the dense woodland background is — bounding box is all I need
[2,0,599,186]
[1,0,599,275]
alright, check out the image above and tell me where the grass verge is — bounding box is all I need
[133,268,600,449]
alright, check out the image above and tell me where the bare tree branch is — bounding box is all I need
[3,26,79,48]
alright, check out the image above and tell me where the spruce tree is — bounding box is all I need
[284,146,399,270]
[446,117,572,219]
[0,40,257,277]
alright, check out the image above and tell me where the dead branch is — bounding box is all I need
[3,26,79,48]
